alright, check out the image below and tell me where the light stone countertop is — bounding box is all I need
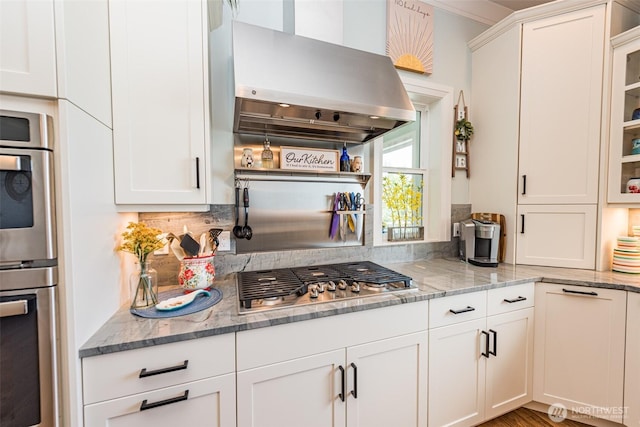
[79,258,640,358]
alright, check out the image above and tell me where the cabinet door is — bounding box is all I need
[607,29,640,204]
[237,349,346,427]
[516,204,596,269]
[429,318,486,427]
[110,0,208,205]
[346,332,427,427]
[84,374,235,427]
[0,0,57,97]
[485,308,534,420]
[518,5,605,205]
[625,292,640,427]
[533,284,626,423]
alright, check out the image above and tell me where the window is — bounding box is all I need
[373,76,453,245]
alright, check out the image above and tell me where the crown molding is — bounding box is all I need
[424,0,513,25]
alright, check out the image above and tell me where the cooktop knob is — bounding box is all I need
[351,282,360,293]
[317,283,325,293]
[338,279,348,290]
[327,281,337,292]
[310,287,319,298]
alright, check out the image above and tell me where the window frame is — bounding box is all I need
[372,75,453,246]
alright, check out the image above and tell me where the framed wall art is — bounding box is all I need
[386,0,434,74]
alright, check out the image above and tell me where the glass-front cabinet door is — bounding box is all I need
[609,27,640,204]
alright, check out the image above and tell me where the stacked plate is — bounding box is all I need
[613,236,640,274]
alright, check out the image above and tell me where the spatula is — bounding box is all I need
[180,233,201,258]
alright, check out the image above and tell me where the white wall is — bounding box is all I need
[209,0,488,205]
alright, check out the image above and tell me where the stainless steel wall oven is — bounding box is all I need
[0,109,59,427]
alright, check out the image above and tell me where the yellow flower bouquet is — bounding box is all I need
[118,222,165,309]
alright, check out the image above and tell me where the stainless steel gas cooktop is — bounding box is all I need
[236,261,416,314]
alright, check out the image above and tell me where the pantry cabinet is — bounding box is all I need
[428,283,534,427]
[533,283,626,424]
[608,26,640,204]
[109,0,210,208]
[625,291,640,426]
[0,0,57,97]
[236,302,428,427]
[469,1,639,269]
[82,334,236,427]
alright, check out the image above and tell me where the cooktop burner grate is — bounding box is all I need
[237,262,413,311]
[237,268,307,308]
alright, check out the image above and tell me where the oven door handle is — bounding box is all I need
[0,154,28,171]
[0,300,28,317]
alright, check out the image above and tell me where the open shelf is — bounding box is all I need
[235,168,371,188]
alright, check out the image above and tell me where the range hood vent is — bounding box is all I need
[232,22,415,144]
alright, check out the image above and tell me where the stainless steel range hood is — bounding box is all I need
[232,22,415,144]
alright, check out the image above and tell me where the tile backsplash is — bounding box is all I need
[141,204,471,286]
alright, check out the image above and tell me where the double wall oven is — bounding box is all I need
[0,110,58,426]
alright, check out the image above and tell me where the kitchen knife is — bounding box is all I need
[329,193,340,239]
[353,192,364,240]
[345,192,356,233]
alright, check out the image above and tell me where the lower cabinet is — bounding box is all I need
[82,334,236,427]
[533,283,626,423]
[236,302,428,427]
[625,291,640,427]
[428,283,534,427]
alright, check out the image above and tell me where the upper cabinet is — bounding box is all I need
[608,26,640,204]
[110,0,210,209]
[0,0,57,97]
[470,1,639,269]
[518,6,605,206]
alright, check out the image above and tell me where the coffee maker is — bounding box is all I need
[459,219,500,267]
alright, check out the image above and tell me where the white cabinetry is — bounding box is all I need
[109,0,210,208]
[470,2,638,269]
[533,283,626,423]
[428,284,534,427]
[625,291,640,426]
[82,334,235,427]
[236,302,428,427]
[0,0,57,97]
[608,26,640,204]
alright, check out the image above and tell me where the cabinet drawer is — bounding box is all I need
[83,333,234,404]
[84,374,235,427]
[429,291,487,328]
[487,283,534,316]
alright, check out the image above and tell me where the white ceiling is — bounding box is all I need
[489,0,554,11]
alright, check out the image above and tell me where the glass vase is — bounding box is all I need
[130,261,158,309]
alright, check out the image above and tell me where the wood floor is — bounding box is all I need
[478,408,589,427]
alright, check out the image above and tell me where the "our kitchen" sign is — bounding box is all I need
[280,146,339,172]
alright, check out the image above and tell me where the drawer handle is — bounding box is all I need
[139,360,189,378]
[503,296,527,304]
[449,306,475,315]
[562,288,598,297]
[140,390,189,411]
[338,365,345,402]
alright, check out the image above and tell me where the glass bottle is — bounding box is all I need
[261,137,274,169]
[130,260,158,309]
[340,143,350,172]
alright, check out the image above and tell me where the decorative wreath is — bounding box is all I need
[455,118,474,141]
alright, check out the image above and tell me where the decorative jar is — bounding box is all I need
[178,255,215,291]
[130,261,158,309]
[627,177,640,194]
